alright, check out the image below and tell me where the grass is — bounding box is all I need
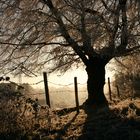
[1,85,140,140]
[40,98,140,140]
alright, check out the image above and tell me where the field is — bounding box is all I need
[0,83,140,140]
[31,83,110,109]
[1,97,140,139]
[36,98,140,140]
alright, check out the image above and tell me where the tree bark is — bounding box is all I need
[85,57,109,106]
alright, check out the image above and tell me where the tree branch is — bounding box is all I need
[116,0,128,52]
[41,0,88,65]
[101,0,117,14]
[85,8,111,33]
[115,45,140,57]
[0,41,70,47]
[80,4,97,58]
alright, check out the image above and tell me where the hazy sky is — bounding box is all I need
[12,64,115,89]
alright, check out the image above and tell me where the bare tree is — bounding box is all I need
[0,0,140,106]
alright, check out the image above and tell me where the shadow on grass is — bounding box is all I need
[78,103,140,140]
[55,112,79,139]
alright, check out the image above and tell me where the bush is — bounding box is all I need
[0,85,55,139]
[114,73,140,99]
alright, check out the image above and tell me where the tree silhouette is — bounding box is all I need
[0,0,140,105]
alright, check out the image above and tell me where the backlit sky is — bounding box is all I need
[11,63,115,89]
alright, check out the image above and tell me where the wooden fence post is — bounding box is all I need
[108,77,112,101]
[116,85,120,98]
[74,77,79,113]
[43,72,51,107]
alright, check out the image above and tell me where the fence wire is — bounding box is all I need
[0,77,87,97]
[0,77,88,109]
[26,79,86,87]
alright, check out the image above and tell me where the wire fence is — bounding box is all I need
[0,75,88,109]
[30,77,87,109]
[1,74,122,109]
[27,79,86,87]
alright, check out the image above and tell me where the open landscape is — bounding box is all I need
[0,0,140,139]
[0,80,140,140]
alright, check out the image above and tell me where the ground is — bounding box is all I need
[1,97,140,140]
[33,98,140,140]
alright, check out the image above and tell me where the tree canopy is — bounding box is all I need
[0,0,140,76]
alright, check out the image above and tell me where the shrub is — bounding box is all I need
[0,85,55,139]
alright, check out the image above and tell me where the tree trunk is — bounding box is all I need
[85,57,108,106]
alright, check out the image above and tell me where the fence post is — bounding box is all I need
[43,72,51,107]
[108,77,112,101]
[116,85,120,98]
[74,77,79,113]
